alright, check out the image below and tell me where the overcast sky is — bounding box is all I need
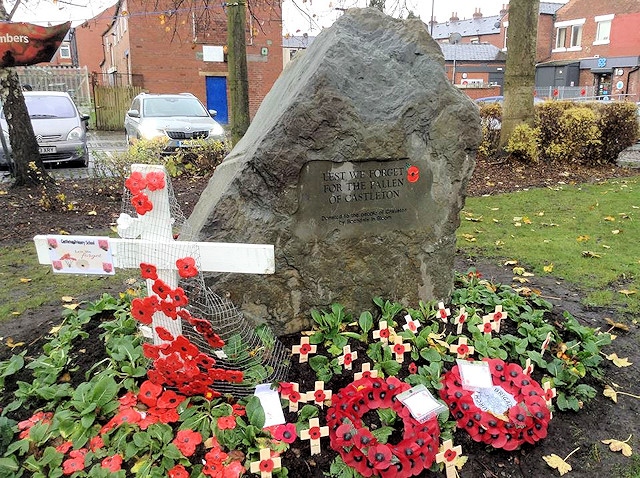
[9,0,564,34]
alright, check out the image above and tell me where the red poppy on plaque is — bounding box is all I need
[407,165,420,183]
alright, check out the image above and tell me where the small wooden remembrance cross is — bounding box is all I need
[33,164,275,345]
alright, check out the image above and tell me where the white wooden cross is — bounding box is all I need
[33,164,275,344]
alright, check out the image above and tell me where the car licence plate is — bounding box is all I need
[39,146,56,154]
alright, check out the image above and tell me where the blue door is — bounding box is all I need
[205,76,229,124]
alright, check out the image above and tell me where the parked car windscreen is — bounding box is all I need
[142,97,210,118]
[23,95,78,119]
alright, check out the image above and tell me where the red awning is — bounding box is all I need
[0,21,71,67]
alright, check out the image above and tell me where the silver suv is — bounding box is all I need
[0,91,89,168]
[124,93,226,150]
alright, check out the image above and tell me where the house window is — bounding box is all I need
[555,27,566,49]
[59,43,71,59]
[594,14,613,45]
[570,24,582,47]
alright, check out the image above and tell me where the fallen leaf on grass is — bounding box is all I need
[612,229,621,235]
[504,260,518,266]
[461,234,476,242]
[618,289,637,296]
[62,303,79,310]
[602,436,633,457]
[61,296,75,303]
[543,264,554,273]
[581,251,601,258]
[513,277,529,283]
[59,230,69,235]
[605,353,632,368]
[87,210,97,216]
[464,215,483,222]
[19,278,31,283]
[577,235,590,242]
[513,267,525,275]
[522,216,532,224]
[603,216,616,222]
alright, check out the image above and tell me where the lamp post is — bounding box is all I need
[449,32,461,85]
[430,0,435,36]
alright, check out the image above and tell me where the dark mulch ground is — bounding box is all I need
[1,157,639,477]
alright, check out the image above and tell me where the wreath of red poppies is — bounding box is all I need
[440,358,551,451]
[326,376,440,478]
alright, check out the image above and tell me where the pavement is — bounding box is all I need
[1,130,128,183]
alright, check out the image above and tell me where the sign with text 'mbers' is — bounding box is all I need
[0,21,70,67]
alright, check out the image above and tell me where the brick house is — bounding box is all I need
[96,0,283,123]
[431,3,564,94]
[537,0,640,101]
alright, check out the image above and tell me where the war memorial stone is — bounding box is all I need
[187,7,482,334]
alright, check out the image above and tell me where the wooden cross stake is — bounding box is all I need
[300,417,329,455]
[291,336,317,363]
[372,320,391,345]
[392,335,411,363]
[337,345,357,370]
[354,362,378,381]
[249,447,281,478]
[436,439,463,478]
[33,164,275,345]
[305,380,332,408]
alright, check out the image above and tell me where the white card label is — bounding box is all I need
[472,386,517,415]
[254,384,286,427]
[457,359,493,391]
[398,384,447,423]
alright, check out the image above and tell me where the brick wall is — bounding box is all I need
[76,6,117,74]
[123,0,282,119]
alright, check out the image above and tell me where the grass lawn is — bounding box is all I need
[458,175,640,318]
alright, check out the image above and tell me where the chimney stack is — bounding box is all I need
[429,16,437,27]
[499,4,508,16]
[450,12,459,22]
[473,8,483,19]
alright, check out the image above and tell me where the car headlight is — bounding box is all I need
[138,123,166,140]
[66,127,85,142]
[208,123,225,138]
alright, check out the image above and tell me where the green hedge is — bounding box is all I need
[479,100,639,165]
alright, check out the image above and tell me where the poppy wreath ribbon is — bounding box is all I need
[326,376,440,477]
[439,358,551,451]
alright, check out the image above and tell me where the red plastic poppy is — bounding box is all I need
[145,171,166,191]
[483,322,493,333]
[367,444,392,470]
[457,343,469,356]
[125,171,147,194]
[160,299,178,319]
[314,389,327,403]
[393,343,406,355]
[226,370,244,383]
[408,362,418,374]
[169,287,189,307]
[155,326,175,342]
[343,353,353,366]
[176,256,198,278]
[273,422,297,444]
[407,165,420,183]
[131,192,153,215]
[444,448,457,462]
[139,380,163,407]
[378,328,390,339]
[140,263,158,280]
[300,343,312,354]
[152,279,171,299]
[259,458,275,472]
[308,426,322,440]
[131,297,154,325]
[288,390,301,403]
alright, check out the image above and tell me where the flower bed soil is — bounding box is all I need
[1,159,639,477]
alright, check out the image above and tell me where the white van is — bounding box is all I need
[0,91,89,168]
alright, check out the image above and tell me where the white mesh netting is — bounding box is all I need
[119,165,290,397]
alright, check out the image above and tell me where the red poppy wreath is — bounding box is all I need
[326,376,440,478]
[440,358,552,451]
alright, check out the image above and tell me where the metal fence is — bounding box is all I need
[535,86,638,102]
[14,65,92,114]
